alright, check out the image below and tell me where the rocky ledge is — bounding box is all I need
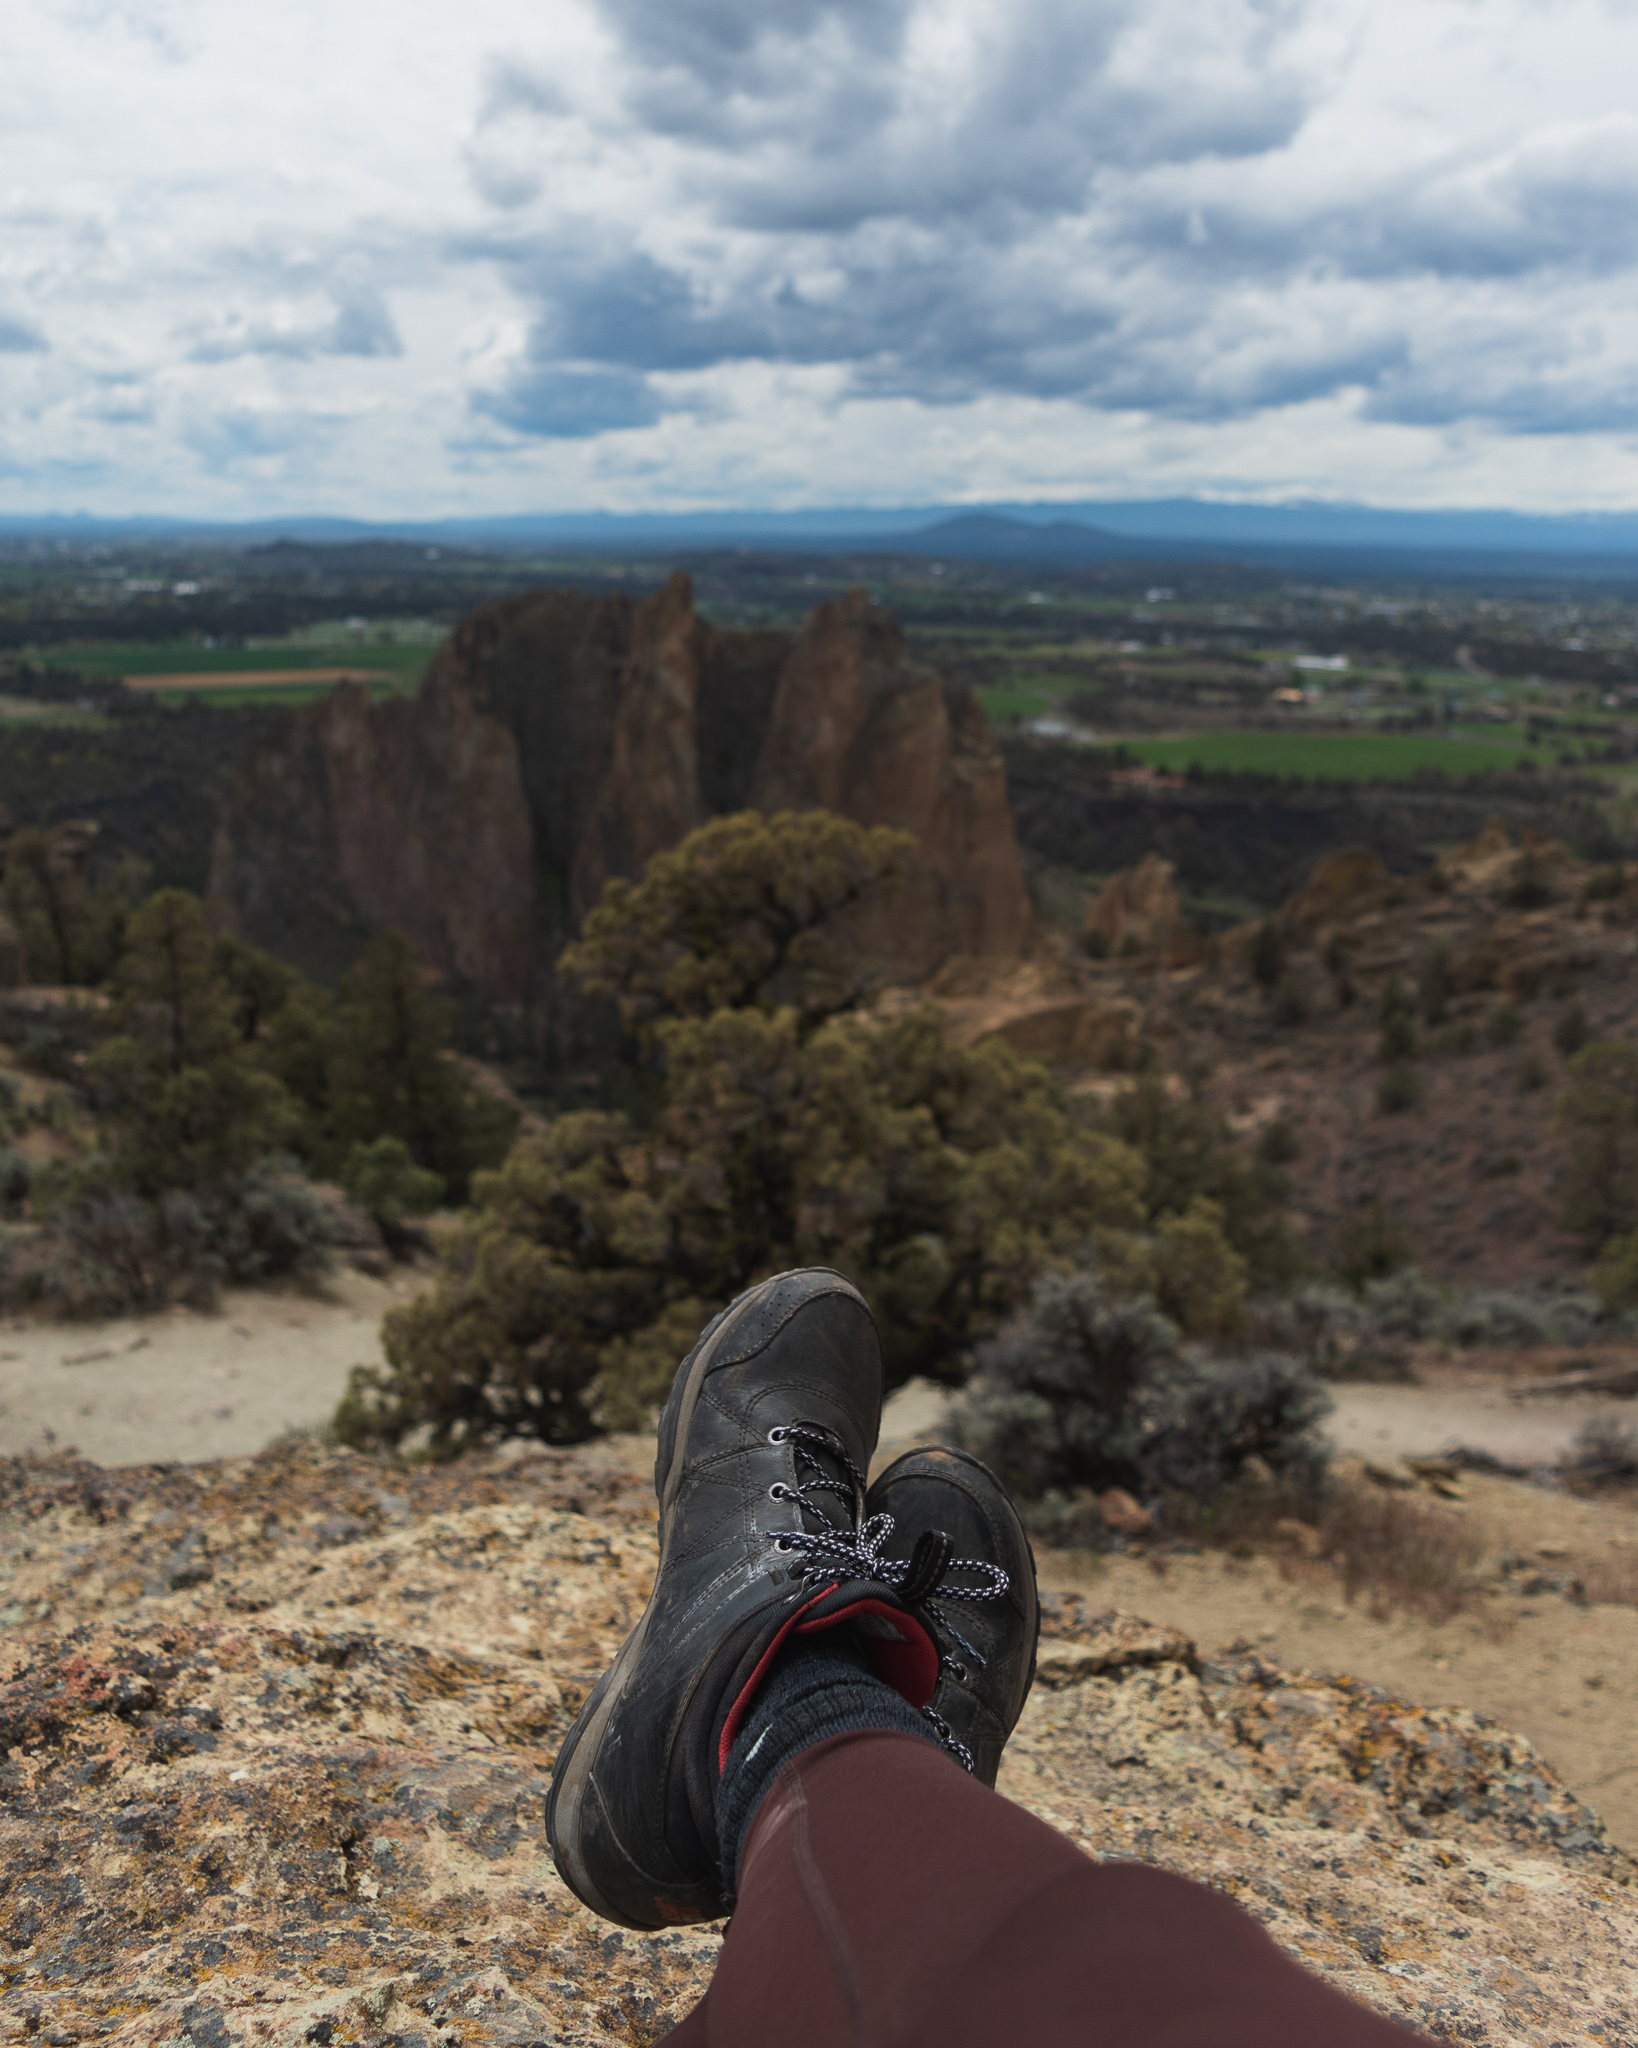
[1,1443,1634,2048]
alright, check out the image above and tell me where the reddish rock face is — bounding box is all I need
[208,675,538,1002]
[752,590,1034,979]
[210,575,1034,999]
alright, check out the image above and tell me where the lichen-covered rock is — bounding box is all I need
[2,1448,1634,2048]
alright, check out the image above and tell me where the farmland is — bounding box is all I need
[24,628,433,707]
[1120,727,1547,782]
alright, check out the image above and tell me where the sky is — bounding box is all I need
[5,0,1638,519]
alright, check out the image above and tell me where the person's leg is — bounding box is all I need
[671,1727,1426,2048]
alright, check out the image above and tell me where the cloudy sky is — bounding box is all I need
[5,0,1638,518]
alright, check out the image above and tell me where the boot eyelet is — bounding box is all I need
[772,1537,795,1553]
[768,1483,789,1501]
[949,1660,969,1685]
[766,1426,789,1443]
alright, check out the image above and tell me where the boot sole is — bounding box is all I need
[545,1273,824,1926]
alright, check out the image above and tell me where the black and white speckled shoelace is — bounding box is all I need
[763,1422,1009,1773]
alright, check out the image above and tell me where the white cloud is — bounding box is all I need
[2,0,1638,515]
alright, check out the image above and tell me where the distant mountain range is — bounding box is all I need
[6,498,1638,571]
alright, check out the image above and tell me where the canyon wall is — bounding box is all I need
[209,574,1034,998]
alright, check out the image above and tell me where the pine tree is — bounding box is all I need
[87,891,298,1191]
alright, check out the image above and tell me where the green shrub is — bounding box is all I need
[562,809,914,1035]
[1150,1196,1247,1339]
[1334,1199,1415,1288]
[1249,920,1286,991]
[1516,1050,1549,1093]
[1376,1060,1422,1114]
[3,1165,335,1316]
[1595,1229,1638,1312]
[1554,1002,1590,1058]
[1377,978,1417,1063]
[1270,976,1309,1028]
[323,932,518,1200]
[1323,933,1356,1006]
[343,1136,444,1241]
[1486,1004,1524,1048]
[335,1011,1150,1454]
[1558,1039,1638,1244]
[0,825,143,985]
[86,891,301,1193]
[950,1268,1329,1515]
[0,1148,30,1218]
[1564,1413,1638,1481]
[1439,1287,1594,1349]
[1504,848,1554,909]
[1102,1073,1301,1292]
[335,811,1299,1457]
[1579,866,1626,910]
[1418,948,1452,1026]
[1256,1118,1300,1165]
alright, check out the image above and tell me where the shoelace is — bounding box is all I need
[764,1422,1009,1772]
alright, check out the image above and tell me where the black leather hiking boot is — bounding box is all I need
[863,1446,1040,1786]
[546,1268,901,1930]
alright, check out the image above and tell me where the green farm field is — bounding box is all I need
[977,682,1059,722]
[29,637,433,698]
[1121,728,1547,781]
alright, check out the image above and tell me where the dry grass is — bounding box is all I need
[1304,1486,1491,1622]
[1167,1478,1491,1622]
[1578,1546,1638,1609]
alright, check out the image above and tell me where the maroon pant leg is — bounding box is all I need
[663,1730,1426,2048]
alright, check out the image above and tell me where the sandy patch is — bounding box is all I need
[0,1266,422,1465]
[1040,1486,1638,1852]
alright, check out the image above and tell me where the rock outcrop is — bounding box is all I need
[208,579,1034,1000]
[205,675,539,1001]
[1082,852,1201,966]
[2,1443,1634,2048]
[917,949,1145,1070]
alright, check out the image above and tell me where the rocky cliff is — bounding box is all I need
[208,578,1034,1000]
[1,1442,1633,2048]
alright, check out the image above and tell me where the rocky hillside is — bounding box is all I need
[2,1442,1634,2048]
[207,580,1033,1003]
[926,819,1638,1289]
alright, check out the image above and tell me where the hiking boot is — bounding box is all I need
[862,1446,1039,1786]
[546,1268,901,1929]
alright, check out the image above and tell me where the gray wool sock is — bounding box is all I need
[716,1629,940,1897]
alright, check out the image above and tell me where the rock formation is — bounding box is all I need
[208,578,1034,1000]
[2,1442,1633,2048]
[207,675,538,1000]
[1082,852,1201,966]
[1275,845,1397,947]
[917,948,1145,1070]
